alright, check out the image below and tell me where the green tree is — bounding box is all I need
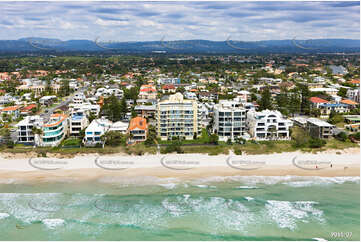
[209,134,219,145]
[102,131,125,147]
[337,87,348,98]
[259,87,273,111]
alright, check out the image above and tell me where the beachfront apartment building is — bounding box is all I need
[156,92,201,141]
[306,118,334,139]
[128,117,148,143]
[83,118,112,146]
[41,113,68,147]
[69,111,89,137]
[212,100,247,142]
[16,115,43,145]
[246,109,293,140]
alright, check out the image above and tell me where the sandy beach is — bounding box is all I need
[0,148,359,183]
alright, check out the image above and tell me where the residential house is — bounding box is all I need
[16,115,43,145]
[310,88,338,96]
[134,105,156,118]
[319,103,349,116]
[1,106,21,119]
[39,96,57,106]
[83,118,112,146]
[309,97,329,109]
[138,84,157,100]
[128,117,148,143]
[161,84,176,94]
[346,88,360,103]
[237,90,250,103]
[247,109,293,140]
[20,104,37,116]
[109,121,129,134]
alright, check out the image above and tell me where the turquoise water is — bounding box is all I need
[0,176,359,241]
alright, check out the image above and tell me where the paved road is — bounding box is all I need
[40,85,89,123]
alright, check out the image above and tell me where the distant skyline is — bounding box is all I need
[0,1,359,41]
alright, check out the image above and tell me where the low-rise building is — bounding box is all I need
[310,88,338,96]
[247,109,293,140]
[306,118,334,139]
[138,84,157,100]
[319,103,349,116]
[83,118,112,146]
[20,104,37,116]
[128,117,148,143]
[134,105,156,118]
[346,88,360,103]
[161,84,176,94]
[309,97,329,109]
[109,121,129,134]
[69,111,89,137]
[16,115,43,145]
[39,95,57,106]
[1,106,21,119]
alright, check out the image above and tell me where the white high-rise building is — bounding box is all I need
[213,100,247,142]
[156,93,201,141]
[246,109,293,140]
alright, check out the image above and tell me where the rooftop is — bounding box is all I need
[307,118,334,127]
[128,116,147,131]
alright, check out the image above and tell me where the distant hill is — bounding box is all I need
[0,38,359,54]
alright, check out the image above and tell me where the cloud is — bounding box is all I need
[0,1,358,41]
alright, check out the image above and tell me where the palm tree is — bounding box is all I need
[32,127,43,146]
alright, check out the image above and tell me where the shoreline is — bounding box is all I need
[0,148,359,183]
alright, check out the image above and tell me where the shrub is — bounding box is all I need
[234,149,242,155]
[163,140,183,154]
[6,141,14,149]
[335,132,348,142]
[209,134,219,145]
[308,138,326,148]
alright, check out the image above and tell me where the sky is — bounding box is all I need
[0,1,359,41]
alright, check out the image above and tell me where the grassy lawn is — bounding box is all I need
[0,138,358,156]
[62,138,81,146]
[182,144,229,155]
[232,140,298,155]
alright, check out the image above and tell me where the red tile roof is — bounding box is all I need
[22,104,37,111]
[1,106,20,111]
[162,84,175,90]
[310,97,329,104]
[128,117,147,131]
[341,99,358,105]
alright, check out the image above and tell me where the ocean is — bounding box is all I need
[0,176,359,241]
